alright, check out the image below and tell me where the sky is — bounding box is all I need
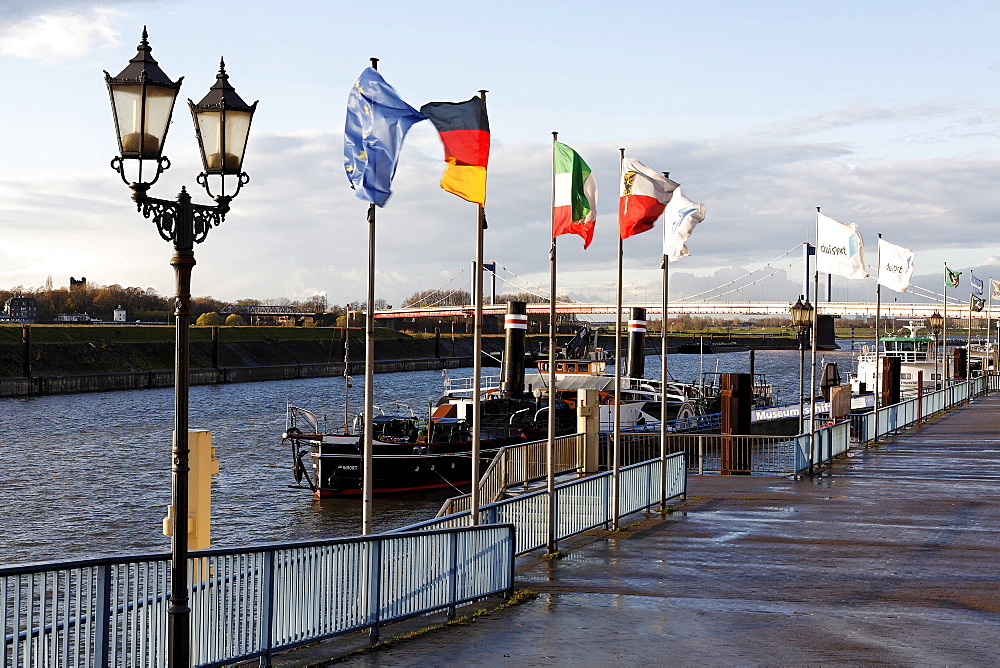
[2,0,1000,309]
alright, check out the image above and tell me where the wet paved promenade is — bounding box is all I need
[285,393,1000,666]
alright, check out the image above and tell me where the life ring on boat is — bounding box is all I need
[676,401,705,420]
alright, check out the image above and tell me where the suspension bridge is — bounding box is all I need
[374,302,966,319]
[374,244,992,322]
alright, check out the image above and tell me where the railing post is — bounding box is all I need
[367,540,382,640]
[447,531,458,619]
[647,461,654,511]
[94,562,113,668]
[698,436,704,476]
[681,453,688,500]
[258,550,276,667]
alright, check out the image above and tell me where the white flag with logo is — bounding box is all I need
[816,212,868,280]
[662,188,706,262]
[877,238,915,292]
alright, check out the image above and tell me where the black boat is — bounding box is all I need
[280,303,675,498]
[283,394,576,498]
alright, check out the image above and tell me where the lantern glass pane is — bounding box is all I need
[790,304,809,327]
[196,108,251,173]
[222,109,252,169]
[112,84,176,156]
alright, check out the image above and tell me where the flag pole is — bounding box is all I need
[659,171,670,510]
[360,60,381,535]
[944,262,949,385]
[874,233,882,437]
[988,278,994,351]
[988,279,993,349]
[546,131,558,553]
[470,90,488,527]
[362,199,376,534]
[809,207,820,474]
[967,295,973,382]
[612,147,625,529]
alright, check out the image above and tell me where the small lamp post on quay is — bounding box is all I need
[104,29,256,667]
[929,310,944,390]
[790,296,813,435]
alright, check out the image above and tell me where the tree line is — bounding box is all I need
[0,279,358,325]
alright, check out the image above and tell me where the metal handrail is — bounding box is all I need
[401,452,688,556]
[437,434,586,517]
[2,525,514,667]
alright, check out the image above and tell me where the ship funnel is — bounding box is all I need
[500,301,527,397]
[626,307,647,380]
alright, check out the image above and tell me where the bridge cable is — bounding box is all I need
[404,265,471,307]
[675,245,802,302]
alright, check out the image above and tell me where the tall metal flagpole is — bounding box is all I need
[546,131,558,553]
[659,171,670,509]
[944,262,949,385]
[612,147,625,529]
[361,57,380,535]
[988,279,993,349]
[967,295,973,382]
[988,278,994,350]
[470,90,488,526]
[874,234,882,440]
[363,200,376,533]
[809,207,820,474]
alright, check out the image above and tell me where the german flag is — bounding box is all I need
[419,96,489,205]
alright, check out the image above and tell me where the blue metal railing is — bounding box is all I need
[849,376,989,446]
[2,525,514,668]
[395,453,688,554]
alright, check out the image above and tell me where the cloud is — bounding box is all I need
[754,102,963,140]
[0,5,127,62]
[4,121,1000,309]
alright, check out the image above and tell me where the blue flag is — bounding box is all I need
[970,271,984,296]
[344,68,425,207]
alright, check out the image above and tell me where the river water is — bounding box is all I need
[0,344,865,567]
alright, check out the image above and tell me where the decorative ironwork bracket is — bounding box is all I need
[128,184,232,247]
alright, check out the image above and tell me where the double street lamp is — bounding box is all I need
[790,296,813,435]
[929,310,944,390]
[105,29,256,666]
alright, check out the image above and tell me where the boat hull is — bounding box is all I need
[294,434,510,498]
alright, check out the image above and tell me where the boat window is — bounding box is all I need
[898,341,914,351]
[884,341,896,352]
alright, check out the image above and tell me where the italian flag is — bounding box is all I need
[619,157,678,239]
[553,141,597,249]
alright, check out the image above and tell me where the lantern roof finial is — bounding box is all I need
[190,58,256,112]
[106,28,181,88]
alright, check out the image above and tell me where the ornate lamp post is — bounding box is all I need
[929,310,944,390]
[105,29,256,667]
[790,296,813,434]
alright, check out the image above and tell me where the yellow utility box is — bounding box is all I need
[163,430,219,550]
[576,389,600,473]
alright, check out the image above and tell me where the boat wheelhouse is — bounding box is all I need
[850,323,943,395]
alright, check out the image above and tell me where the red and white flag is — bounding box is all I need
[619,157,678,239]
